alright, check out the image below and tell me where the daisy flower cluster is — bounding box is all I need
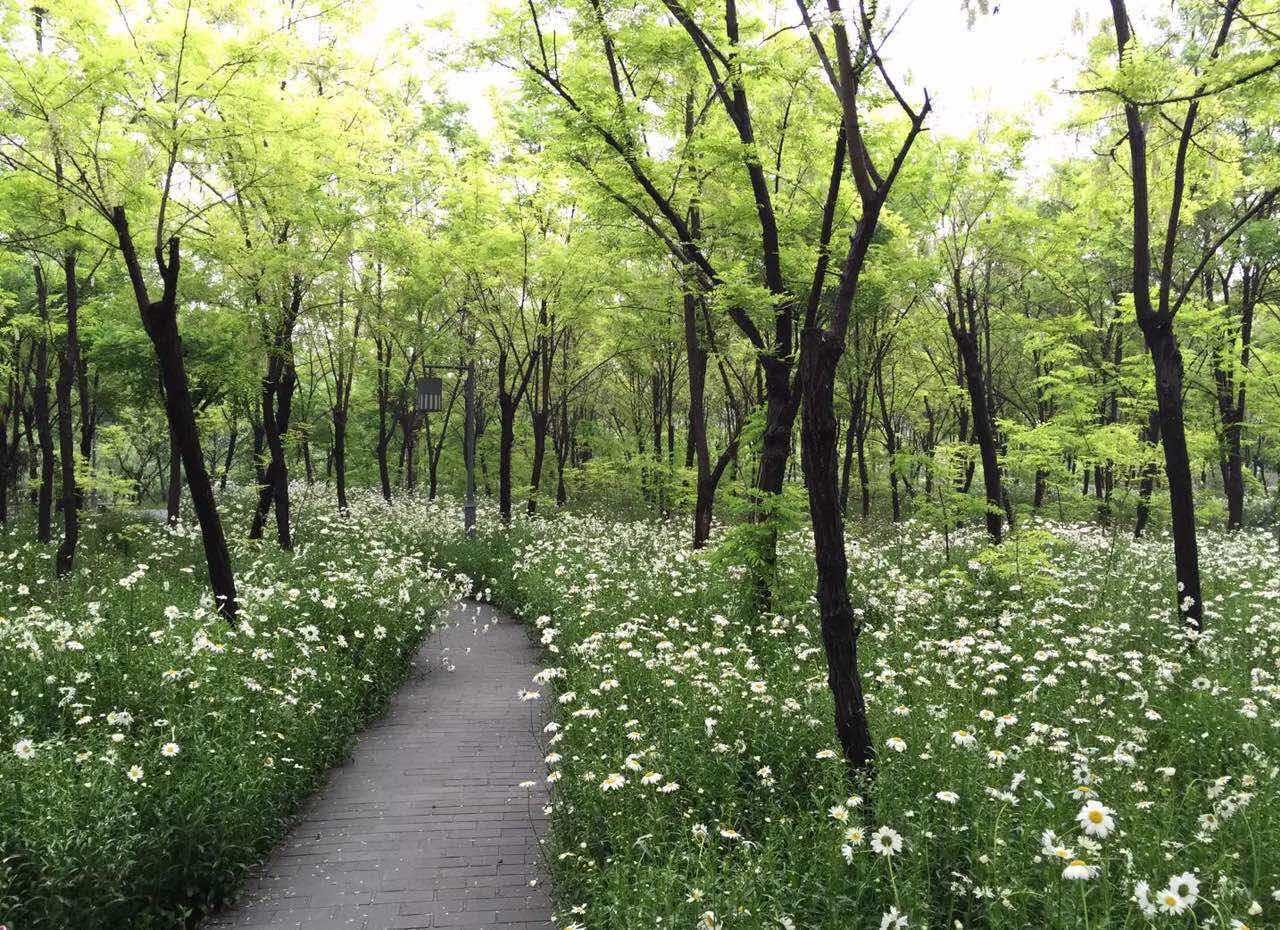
[426,510,1280,930]
[0,487,469,929]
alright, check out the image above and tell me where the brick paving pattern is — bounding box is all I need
[202,602,553,930]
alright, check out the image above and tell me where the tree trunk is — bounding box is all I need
[857,433,870,518]
[0,373,16,526]
[800,328,874,771]
[1215,275,1255,531]
[374,336,394,503]
[685,291,715,548]
[113,210,237,619]
[301,434,315,485]
[499,399,516,523]
[839,414,855,513]
[492,345,537,524]
[554,391,570,508]
[55,250,79,576]
[167,423,181,523]
[403,411,417,494]
[220,410,238,492]
[76,342,95,508]
[949,296,1003,543]
[527,409,548,516]
[1143,318,1203,628]
[32,265,54,544]
[1223,433,1245,529]
[249,280,300,549]
[753,358,799,605]
[874,367,900,523]
[333,408,349,511]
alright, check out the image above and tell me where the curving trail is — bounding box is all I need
[202,602,553,930]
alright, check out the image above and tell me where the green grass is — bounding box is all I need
[3,489,1278,929]
[0,488,466,929]
[423,508,1280,930]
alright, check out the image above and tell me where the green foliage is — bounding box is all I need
[0,490,466,929]
[419,507,1280,930]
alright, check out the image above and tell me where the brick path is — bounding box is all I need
[202,602,554,930]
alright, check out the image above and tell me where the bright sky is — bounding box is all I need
[367,0,1162,151]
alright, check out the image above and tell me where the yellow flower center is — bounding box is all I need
[1088,810,1103,823]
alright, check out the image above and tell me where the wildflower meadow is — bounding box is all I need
[3,0,1280,926]
[0,490,468,928]
[421,507,1280,930]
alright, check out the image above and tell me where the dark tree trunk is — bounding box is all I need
[250,279,300,550]
[55,250,79,576]
[1030,347,1051,511]
[800,328,874,771]
[1108,0,1252,630]
[1224,439,1244,529]
[687,291,713,547]
[33,265,54,544]
[167,420,182,522]
[1214,270,1256,531]
[333,408,349,511]
[220,409,238,492]
[874,366,900,523]
[527,417,548,515]
[857,434,870,518]
[1143,318,1202,626]
[76,343,95,507]
[375,337,394,502]
[0,351,27,526]
[498,402,516,522]
[0,377,18,525]
[752,358,799,604]
[840,371,870,517]
[553,360,570,509]
[251,416,264,486]
[301,435,314,485]
[403,410,417,494]
[528,365,550,516]
[493,346,537,524]
[555,457,568,507]
[791,84,923,773]
[947,284,1003,543]
[665,358,676,470]
[113,209,237,618]
[649,368,664,513]
[683,290,737,548]
[839,415,855,513]
[330,285,361,514]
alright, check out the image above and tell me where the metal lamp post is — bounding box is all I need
[415,362,477,535]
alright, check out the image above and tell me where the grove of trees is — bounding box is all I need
[1,0,1279,772]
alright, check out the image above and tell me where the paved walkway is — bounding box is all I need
[202,602,553,930]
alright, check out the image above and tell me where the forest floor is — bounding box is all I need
[200,601,552,930]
